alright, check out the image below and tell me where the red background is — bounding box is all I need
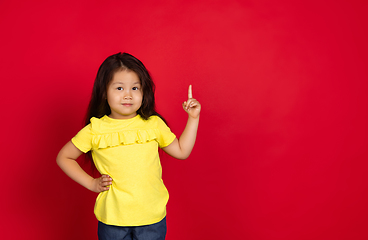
[1,0,368,239]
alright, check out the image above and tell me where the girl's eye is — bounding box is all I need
[117,87,123,90]
[132,87,139,90]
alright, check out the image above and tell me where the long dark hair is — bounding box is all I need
[85,52,165,125]
[84,52,166,168]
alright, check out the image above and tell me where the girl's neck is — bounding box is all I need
[106,114,140,120]
[108,112,138,120]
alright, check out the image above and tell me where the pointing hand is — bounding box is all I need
[182,85,201,119]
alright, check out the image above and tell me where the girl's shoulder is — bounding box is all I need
[146,115,169,129]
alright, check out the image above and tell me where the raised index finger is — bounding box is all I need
[188,85,193,99]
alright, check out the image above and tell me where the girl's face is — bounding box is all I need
[107,69,143,119]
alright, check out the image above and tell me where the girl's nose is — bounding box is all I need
[124,94,132,100]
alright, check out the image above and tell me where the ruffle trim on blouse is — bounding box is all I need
[92,129,158,149]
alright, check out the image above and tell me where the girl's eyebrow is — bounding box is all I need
[111,82,141,85]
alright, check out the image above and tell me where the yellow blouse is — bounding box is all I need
[71,115,176,226]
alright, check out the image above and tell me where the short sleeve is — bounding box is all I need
[155,117,176,148]
[71,124,93,153]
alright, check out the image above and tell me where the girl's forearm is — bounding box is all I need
[162,85,201,159]
[177,116,199,158]
[56,141,95,191]
[57,155,95,191]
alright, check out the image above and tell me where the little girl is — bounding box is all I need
[57,52,201,240]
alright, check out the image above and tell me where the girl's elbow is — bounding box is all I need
[56,151,72,167]
[56,153,64,167]
[177,153,190,160]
